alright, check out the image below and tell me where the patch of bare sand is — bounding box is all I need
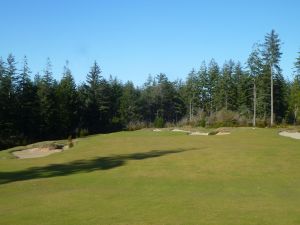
[171,129,190,133]
[153,129,162,132]
[13,148,63,159]
[189,132,209,136]
[216,132,231,135]
[279,131,300,140]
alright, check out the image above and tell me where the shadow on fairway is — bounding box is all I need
[0,148,197,185]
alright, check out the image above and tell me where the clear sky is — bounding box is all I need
[1,0,299,85]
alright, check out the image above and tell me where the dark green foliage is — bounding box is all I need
[37,58,59,138]
[119,81,140,124]
[0,30,298,149]
[154,116,164,128]
[68,135,74,148]
[208,130,219,135]
[78,128,89,138]
[56,61,79,137]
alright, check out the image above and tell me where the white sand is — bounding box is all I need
[279,131,300,140]
[189,132,209,136]
[13,148,63,159]
[153,129,162,132]
[216,132,231,135]
[171,129,190,133]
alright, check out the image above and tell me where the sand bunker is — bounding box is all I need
[189,132,209,136]
[171,129,231,136]
[153,129,162,132]
[13,148,63,159]
[216,132,231,135]
[171,129,190,133]
[279,131,300,140]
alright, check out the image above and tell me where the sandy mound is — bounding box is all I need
[279,131,300,140]
[172,129,190,133]
[153,129,162,132]
[216,132,231,135]
[189,132,209,136]
[13,148,63,159]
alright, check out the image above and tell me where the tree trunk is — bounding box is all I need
[294,105,298,125]
[189,99,192,122]
[270,64,274,126]
[225,94,228,110]
[253,81,256,127]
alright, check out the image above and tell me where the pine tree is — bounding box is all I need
[262,29,282,125]
[120,81,140,124]
[247,44,263,126]
[207,59,220,115]
[218,60,235,111]
[289,76,300,124]
[84,61,102,133]
[0,58,7,148]
[0,54,18,147]
[234,62,251,115]
[16,56,39,142]
[37,58,58,138]
[294,51,300,79]
[198,61,209,114]
[185,69,198,121]
[57,61,78,136]
[289,51,300,124]
[107,76,123,130]
[139,75,156,123]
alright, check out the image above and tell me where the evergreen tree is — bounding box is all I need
[207,59,220,115]
[0,55,18,147]
[139,75,156,123]
[198,61,209,113]
[262,29,282,125]
[247,44,263,126]
[218,60,235,111]
[289,75,300,124]
[37,58,58,138]
[0,58,7,148]
[234,62,251,115]
[289,51,300,124]
[185,69,199,121]
[107,76,123,130]
[16,56,39,141]
[57,61,78,137]
[295,51,300,76]
[120,81,140,124]
[84,61,102,133]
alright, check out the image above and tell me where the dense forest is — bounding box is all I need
[1,30,300,149]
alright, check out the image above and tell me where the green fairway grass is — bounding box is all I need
[1,128,300,225]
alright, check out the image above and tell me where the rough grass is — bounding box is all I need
[0,128,300,225]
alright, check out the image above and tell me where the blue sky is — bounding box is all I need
[1,0,300,85]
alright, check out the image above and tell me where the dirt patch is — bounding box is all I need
[279,131,300,140]
[13,147,63,159]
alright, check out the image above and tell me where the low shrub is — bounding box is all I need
[154,117,164,128]
[208,130,219,135]
[79,129,89,138]
[127,121,146,131]
[68,135,74,148]
[206,109,249,127]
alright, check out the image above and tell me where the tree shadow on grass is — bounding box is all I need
[0,148,197,185]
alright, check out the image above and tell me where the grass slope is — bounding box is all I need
[0,128,300,225]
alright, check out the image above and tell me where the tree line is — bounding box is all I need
[0,30,300,149]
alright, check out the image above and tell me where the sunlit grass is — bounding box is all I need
[1,128,300,225]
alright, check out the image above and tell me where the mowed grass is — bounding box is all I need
[1,128,300,225]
